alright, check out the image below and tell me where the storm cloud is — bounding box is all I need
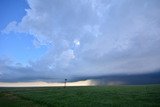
[1,0,160,84]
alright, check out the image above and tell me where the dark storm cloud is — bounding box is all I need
[71,71,160,85]
[1,0,160,83]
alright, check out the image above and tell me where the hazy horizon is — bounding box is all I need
[0,0,160,86]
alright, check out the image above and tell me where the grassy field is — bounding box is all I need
[0,85,160,107]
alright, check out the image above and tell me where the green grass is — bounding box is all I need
[0,85,160,107]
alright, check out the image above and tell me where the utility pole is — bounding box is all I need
[64,79,67,88]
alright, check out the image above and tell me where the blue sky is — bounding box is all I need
[0,0,47,65]
[0,0,28,29]
[0,0,160,84]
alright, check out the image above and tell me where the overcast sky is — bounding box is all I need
[0,0,160,83]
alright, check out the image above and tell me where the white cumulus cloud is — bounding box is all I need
[1,0,160,82]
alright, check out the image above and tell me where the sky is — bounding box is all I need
[0,0,160,86]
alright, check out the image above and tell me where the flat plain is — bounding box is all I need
[0,85,160,107]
